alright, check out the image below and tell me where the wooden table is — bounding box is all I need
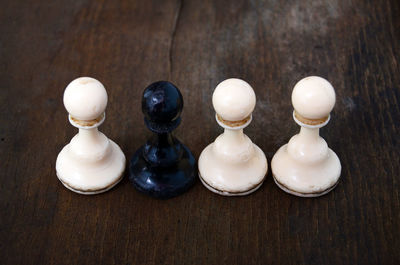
[1,0,399,264]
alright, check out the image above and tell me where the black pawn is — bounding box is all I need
[129,81,196,199]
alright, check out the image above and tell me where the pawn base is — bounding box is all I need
[129,145,196,199]
[199,173,264,196]
[271,144,341,197]
[273,175,339,197]
[56,140,126,195]
[57,174,123,195]
[198,143,268,196]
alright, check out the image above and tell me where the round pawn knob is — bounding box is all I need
[291,76,336,125]
[64,77,108,121]
[142,81,183,133]
[212,78,256,127]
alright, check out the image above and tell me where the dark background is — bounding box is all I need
[1,0,399,264]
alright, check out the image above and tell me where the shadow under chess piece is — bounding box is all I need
[198,78,268,196]
[271,76,341,197]
[56,77,126,194]
[129,81,196,199]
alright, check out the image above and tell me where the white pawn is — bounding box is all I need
[56,77,126,194]
[271,76,341,197]
[198,78,268,196]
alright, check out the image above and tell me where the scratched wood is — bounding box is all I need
[0,0,399,264]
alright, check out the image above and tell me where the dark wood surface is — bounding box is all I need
[1,0,399,264]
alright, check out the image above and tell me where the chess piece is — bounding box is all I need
[129,81,196,199]
[56,77,126,194]
[198,78,268,196]
[271,76,341,197]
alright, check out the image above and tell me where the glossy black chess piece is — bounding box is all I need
[129,81,197,199]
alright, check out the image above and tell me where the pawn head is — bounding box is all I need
[63,77,108,121]
[142,81,183,132]
[291,76,336,120]
[212,78,256,122]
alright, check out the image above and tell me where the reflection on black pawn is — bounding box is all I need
[129,81,196,199]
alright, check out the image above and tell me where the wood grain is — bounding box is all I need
[0,0,399,264]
